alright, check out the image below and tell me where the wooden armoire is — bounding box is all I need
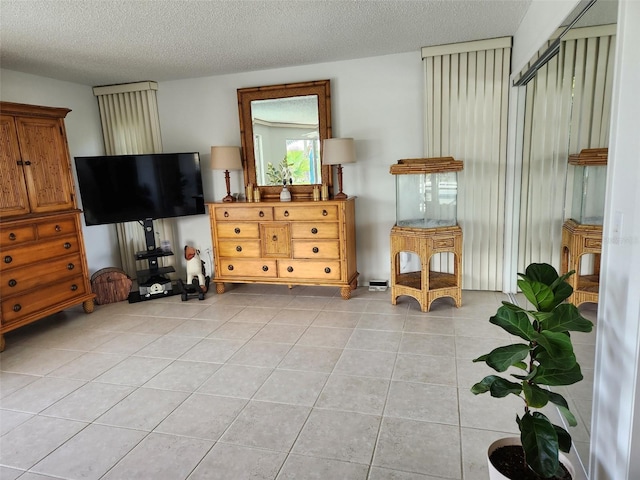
[0,102,95,351]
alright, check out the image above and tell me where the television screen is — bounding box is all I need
[74,152,205,226]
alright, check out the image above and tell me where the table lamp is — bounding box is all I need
[211,146,242,202]
[322,138,356,200]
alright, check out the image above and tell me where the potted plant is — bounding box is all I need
[472,263,593,479]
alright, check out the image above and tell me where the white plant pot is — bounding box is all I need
[280,187,291,202]
[487,437,575,480]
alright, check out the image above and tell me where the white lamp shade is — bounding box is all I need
[211,146,242,170]
[322,138,356,165]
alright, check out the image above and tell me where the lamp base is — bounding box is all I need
[334,192,348,200]
[222,195,235,202]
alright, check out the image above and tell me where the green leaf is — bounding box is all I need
[518,279,555,311]
[472,375,523,397]
[534,363,584,386]
[489,306,536,341]
[554,423,573,453]
[472,354,488,363]
[549,269,575,291]
[483,344,530,372]
[550,281,574,308]
[524,263,560,286]
[545,390,578,427]
[536,330,577,366]
[541,303,594,333]
[523,383,549,408]
[519,411,560,478]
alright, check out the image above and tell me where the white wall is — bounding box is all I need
[591,1,640,478]
[158,52,424,284]
[0,69,120,274]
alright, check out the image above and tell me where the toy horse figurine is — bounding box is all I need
[180,245,210,301]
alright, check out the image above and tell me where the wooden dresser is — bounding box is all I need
[0,102,95,351]
[208,198,358,298]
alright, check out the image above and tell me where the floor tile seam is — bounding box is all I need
[0,376,90,416]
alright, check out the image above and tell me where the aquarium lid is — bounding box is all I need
[568,148,608,166]
[390,157,464,175]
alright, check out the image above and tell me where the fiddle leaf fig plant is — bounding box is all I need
[472,263,593,478]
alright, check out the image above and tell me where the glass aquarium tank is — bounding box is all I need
[390,158,463,228]
[568,148,608,225]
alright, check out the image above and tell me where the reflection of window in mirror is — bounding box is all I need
[250,95,321,186]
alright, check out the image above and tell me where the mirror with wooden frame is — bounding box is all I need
[237,79,333,200]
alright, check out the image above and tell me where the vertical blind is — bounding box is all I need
[517,25,615,272]
[93,82,178,279]
[422,38,511,291]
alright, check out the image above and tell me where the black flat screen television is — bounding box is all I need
[74,152,205,226]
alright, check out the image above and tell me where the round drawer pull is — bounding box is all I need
[24,161,32,166]
[287,266,294,272]
[234,228,240,234]
[324,267,331,274]
[64,242,72,249]
[228,265,234,271]
[272,235,278,242]
[236,246,242,252]
[13,304,22,312]
[55,225,62,232]
[67,263,75,270]
[262,265,269,272]
[322,209,328,216]
[284,210,289,217]
[311,228,318,234]
[312,247,319,253]
[70,284,78,291]
[4,255,12,264]
[224,211,230,218]
[8,279,17,287]
[9,233,16,241]
[259,211,265,217]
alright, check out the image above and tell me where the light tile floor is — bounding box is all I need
[0,285,597,479]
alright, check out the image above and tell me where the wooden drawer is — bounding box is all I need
[216,223,260,238]
[1,275,87,326]
[218,258,277,278]
[274,205,338,221]
[1,253,83,297]
[218,240,261,258]
[292,240,340,259]
[584,237,602,250]
[1,234,79,270]
[261,223,291,257]
[215,206,273,222]
[37,217,77,238]
[0,224,36,247]
[291,222,339,239]
[277,260,341,280]
[431,237,455,250]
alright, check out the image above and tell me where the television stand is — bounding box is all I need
[128,218,178,302]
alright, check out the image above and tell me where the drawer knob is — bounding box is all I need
[262,265,269,272]
[324,267,331,274]
[259,211,265,217]
[13,304,22,312]
[311,228,318,234]
[24,160,32,166]
[312,247,319,253]
[272,235,278,242]
[236,246,242,252]
[287,266,293,272]
[4,255,12,264]
[8,279,17,287]
[228,265,234,271]
[64,242,72,249]
[8,232,16,241]
[55,225,62,232]
[224,211,230,218]
[67,263,75,270]
[70,284,78,291]
[284,210,289,217]
[322,210,328,216]
[234,228,240,234]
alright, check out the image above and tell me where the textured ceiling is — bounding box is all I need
[1,0,532,87]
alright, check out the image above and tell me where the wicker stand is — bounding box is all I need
[390,225,462,312]
[561,219,602,306]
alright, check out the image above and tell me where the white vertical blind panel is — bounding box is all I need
[94,85,178,279]
[423,40,510,290]
[518,30,615,273]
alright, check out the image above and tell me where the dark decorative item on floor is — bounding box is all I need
[90,268,132,305]
[179,245,210,301]
[471,263,593,479]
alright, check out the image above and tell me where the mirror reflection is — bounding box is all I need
[250,95,321,186]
